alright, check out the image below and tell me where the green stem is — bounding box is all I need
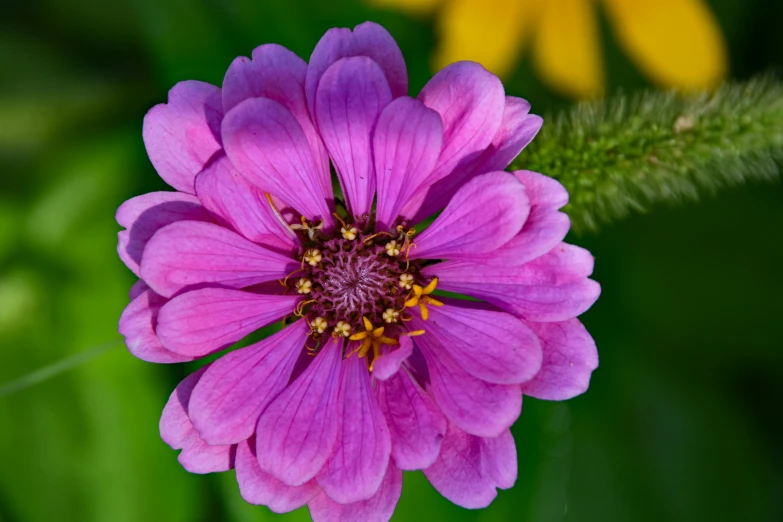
[0,341,121,399]
[513,76,783,232]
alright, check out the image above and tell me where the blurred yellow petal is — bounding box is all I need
[533,0,604,99]
[369,0,444,16]
[602,0,727,91]
[432,0,544,78]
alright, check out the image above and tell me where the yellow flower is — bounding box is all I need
[371,0,727,99]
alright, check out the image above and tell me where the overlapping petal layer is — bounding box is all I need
[120,21,599,521]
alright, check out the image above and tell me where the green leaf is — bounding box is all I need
[513,76,783,232]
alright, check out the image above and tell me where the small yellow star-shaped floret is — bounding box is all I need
[404,278,443,321]
[295,278,312,294]
[349,316,399,361]
[399,273,414,290]
[341,226,358,240]
[385,240,401,257]
[333,321,352,337]
[382,308,400,323]
[303,248,322,266]
[310,316,328,334]
[289,215,324,240]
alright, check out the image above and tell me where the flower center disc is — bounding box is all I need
[309,235,408,327]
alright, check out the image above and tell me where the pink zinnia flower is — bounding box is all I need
[118,21,600,521]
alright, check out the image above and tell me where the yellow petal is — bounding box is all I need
[432,0,544,78]
[369,0,443,16]
[601,0,727,91]
[532,0,604,99]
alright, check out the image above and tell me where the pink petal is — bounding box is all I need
[414,333,522,438]
[306,21,407,117]
[376,367,446,470]
[119,288,194,363]
[373,96,443,230]
[156,287,299,357]
[409,300,542,384]
[116,191,211,276]
[188,321,309,444]
[317,353,391,504]
[409,172,529,260]
[408,97,543,221]
[140,221,297,298]
[235,438,319,513]
[371,336,413,382]
[424,245,600,322]
[520,318,598,401]
[143,81,223,193]
[160,367,235,473]
[255,340,342,486]
[179,437,236,474]
[467,97,542,174]
[457,170,571,267]
[315,57,392,218]
[194,154,297,253]
[423,424,516,509]
[480,429,517,490]
[222,44,331,196]
[400,61,504,222]
[222,97,333,224]
[308,463,402,522]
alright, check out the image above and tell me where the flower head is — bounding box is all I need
[118,21,599,521]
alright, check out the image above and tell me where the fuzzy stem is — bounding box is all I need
[513,76,783,232]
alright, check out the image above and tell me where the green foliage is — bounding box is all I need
[513,76,783,232]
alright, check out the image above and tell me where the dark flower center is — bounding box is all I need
[287,217,426,341]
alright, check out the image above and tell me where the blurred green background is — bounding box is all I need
[1,1,781,521]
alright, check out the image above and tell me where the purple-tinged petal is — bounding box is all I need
[236,438,319,513]
[116,191,211,276]
[255,340,342,486]
[222,97,333,224]
[467,98,542,174]
[431,243,594,289]
[481,429,517,490]
[424,245,600,322]
[371,336,413,382]
[315,57,392,218]
[194,154,297,254]
[161,367,208,450]
[222,44,331,195]
[520,318,598,401]
[317,353,391,503]
[129,279,148,300]
[400,61,504,221]
[309,463,402,522]
[140,221,297,298]
[373,97,443,230]
[414,332,522,438]
[119,288,194,363]
[423,424,516,509]
[143,81,223,193]
[179,437,236,474]
[409,300,542,384]
[306,21,407,116]
[188,321,309,444]
[376,367,447,470]
[156,288,299,357]
[160,367,235,473]
[457,170,571,266]
[408,97,543,221]
[410,172,529,260]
